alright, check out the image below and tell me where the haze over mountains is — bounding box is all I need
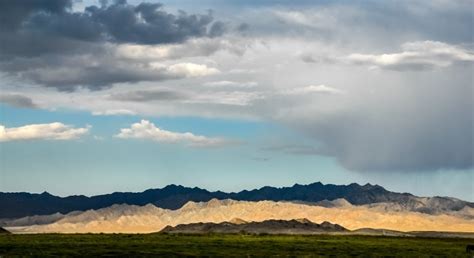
[1,182,472,219]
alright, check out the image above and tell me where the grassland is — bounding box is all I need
[0,233,472,257]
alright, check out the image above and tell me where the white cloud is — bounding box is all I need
[346,41,474,70]
[282,85,345,95]
[92,109,137,116]
[203,81,258,88]
[115,120,233,147]
[114,37,247,61]
[0,123,90,142]
[160,63,220,77]
[188,91,264,106]
[273,9,340,30]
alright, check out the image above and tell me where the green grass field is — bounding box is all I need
[0,233,472,257]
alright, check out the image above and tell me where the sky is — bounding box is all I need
[0,0,472,201]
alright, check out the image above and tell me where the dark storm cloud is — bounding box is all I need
[0,0,224,90]
[0,94,38,108]
[279,72,474,172]
[313,106,473,172]
[0,0,71,30]
[0,0,223,58]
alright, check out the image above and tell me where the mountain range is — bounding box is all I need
[1,182,473,218]
[4,199,473,234]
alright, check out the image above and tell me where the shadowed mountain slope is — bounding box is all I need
[1,182,472,218]
[160,219,348,234]
[0,227,10,234]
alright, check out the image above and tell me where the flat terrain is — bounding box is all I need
[0,234,473,257]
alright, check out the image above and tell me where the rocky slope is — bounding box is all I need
[1,182,472,218]
[160,219,348,234]
[6,199,474,234]
[0,227,10,234]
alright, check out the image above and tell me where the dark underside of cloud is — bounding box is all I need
[0,0,222,56]
[0,94,37,108]
[0,0,224,90]
[289,81,474,172]
[109,89,187,102]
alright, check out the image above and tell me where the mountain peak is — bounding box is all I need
[40,191,52,196]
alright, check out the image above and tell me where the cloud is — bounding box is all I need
[1,1,471,174]
[2,58,219,91]
[165,63,219,77]
[249,2,472,44]
[277,72,473,172]
[0,122,90,142]
[0,94,38,108]
[109,90,186,102]
[114,37,248,61]
[273,10,335,30]
[92,109,136,116]
[203,81,258,88]
[0,0,222,58]
[116,40,217,61]
[0,0,224,91]
[346,41,474,71]
[185,91,263,106]
[115,120,233,147]
[109,88,262,106]
[282,85,345,95]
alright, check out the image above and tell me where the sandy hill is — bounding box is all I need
[5,199,474,234]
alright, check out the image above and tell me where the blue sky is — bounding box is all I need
[1,103,472,200]
[0,0,472,200]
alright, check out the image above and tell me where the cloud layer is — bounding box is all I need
[0,122,89,142]
[1,0,472,173]
[346,41,474,71]
[1,0,222,56]
[0,94,37,108]
[0,0,224,90]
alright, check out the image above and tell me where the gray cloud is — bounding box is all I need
[1,0,472,175]
[109,89,187,102]
[0,0,71,30]
[0,54,219,91]
[345,41,474,71]
[301,41,474,71]
[0,0,223,58]
[0,94,38,108]
[0,0,225,91]
[108,87,262,107]
[275,68,473,172]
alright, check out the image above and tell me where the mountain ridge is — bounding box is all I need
[5,199,473,234]
[1,182,472,218]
